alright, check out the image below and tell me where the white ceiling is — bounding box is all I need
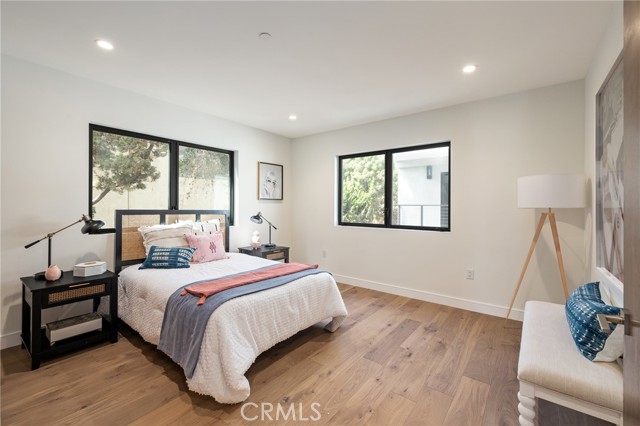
[1,1,614,139]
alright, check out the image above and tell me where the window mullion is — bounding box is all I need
[169,141,179,210]
[228,151,235,225]
[384,152,392,227]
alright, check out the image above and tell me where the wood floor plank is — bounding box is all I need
[403,387,453,426]
[336,283,354,293]
[480,347,520,426]
[376,311,450,401]
[463,315,500,385]
[424,309,485,396]
[407,300,451,324]
[324,375,389,426]
[475,317,522,426]
[462,316,520,384]
[129,394,222,426]
[310,295,413,367]
[3,341,163,424]
[280,357,383,426]
[443,376,491,426]
[245,354,324,404]
[367,391,415,426]
[55,372,182,425]
[363,318,421,365]
[398,297,422,315]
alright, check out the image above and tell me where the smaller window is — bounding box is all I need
[338,142,450,231]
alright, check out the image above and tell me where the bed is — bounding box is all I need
[111,209,348,404]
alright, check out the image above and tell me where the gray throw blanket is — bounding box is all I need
[157,264,328,378]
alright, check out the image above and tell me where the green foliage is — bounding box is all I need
[92,132,169,205]
[179,147,229,200]
[341,155,385,224]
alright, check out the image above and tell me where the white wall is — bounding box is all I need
[583,3,624,305]
[0,56,292,347]
[4,23,619,345]
[291,81,586,319]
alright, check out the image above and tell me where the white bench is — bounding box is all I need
[517,301,623,425]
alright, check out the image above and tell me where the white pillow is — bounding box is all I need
[138,222,193,254]
[191,219,221,236]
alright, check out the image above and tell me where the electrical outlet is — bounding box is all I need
[465,268,475,280]
[322,250,327,258]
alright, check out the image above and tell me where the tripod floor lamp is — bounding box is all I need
[506,174,586,319]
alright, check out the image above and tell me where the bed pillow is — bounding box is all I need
[565,282,623,362]
[139,246,195,269]
[191,219,221,236]
[138,222,193,254]
[185,232,226,263]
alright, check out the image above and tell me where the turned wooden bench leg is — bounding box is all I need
[518,381,536,426]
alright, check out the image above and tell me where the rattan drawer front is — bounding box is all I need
[47,283,106,305]
[266,251,284,259]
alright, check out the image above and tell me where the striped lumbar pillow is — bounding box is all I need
[139,246,195,269]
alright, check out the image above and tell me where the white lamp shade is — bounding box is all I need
[517,174,586,209]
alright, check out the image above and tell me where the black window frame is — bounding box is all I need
[338,141,451,232]
[89,124,235,232]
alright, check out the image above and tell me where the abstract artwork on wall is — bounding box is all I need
[596,53,624,285]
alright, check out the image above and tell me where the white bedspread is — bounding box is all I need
[116,253,347,403]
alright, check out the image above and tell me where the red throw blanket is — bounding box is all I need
[181,262,318,305]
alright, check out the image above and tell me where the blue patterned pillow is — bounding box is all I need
[139,246,195,269]
[565,282,623,361]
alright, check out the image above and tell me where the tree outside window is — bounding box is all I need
[90,125,233,229]
[338,142,450,231]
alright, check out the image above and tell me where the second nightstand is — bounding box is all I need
[238,246,290,263]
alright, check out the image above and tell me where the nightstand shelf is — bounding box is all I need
[238,246,290,263]
[20,270,118,370]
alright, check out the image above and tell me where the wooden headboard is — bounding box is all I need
[114,209,230,273]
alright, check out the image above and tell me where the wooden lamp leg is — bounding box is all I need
[548,209,570,299]
[506,212,548,319]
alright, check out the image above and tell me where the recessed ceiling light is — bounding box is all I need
[96,39,114,50]
[258,32,272,40]
[289,115,297,121]
[463,64,477,74]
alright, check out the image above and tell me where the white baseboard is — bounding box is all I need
[1,331,22,350]
[334,274,524,322]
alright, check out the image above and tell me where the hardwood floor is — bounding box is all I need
[1,284,612,425]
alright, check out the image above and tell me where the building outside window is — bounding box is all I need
[338,141,450,231]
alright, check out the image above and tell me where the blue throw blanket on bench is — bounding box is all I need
[157,264,328,378]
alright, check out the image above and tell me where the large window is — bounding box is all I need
[338,142,450,231]
[90,124,234,229]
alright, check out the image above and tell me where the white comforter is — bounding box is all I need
[116,253,347,403]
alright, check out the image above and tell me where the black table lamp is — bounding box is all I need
[250,212,277,248]
[25,214,105,280]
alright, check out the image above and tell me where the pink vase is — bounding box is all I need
[45,265,62,281]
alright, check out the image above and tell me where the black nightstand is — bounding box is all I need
[20,270,118,370]
[238,246,290,263]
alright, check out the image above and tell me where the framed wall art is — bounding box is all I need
[258,162,283,200]
[596,53,624,290]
